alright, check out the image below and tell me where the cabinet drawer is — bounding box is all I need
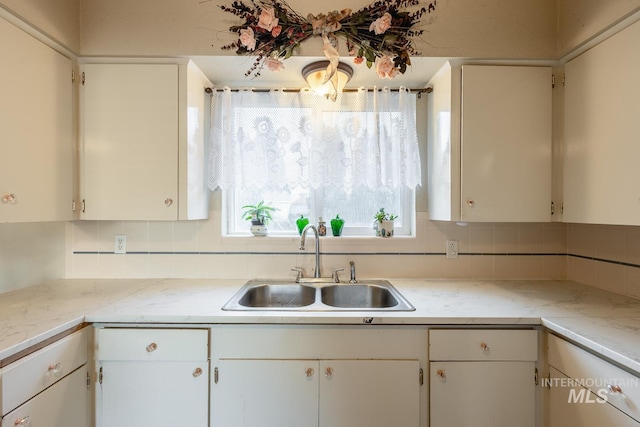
[1,366,88,427]
[548,334,640,422]
[429,329,537,361]
[97,328,208,361]
[0,328,88,416]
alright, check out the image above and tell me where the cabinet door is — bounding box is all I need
[81,63,179,220]
[98,361,208,427]
[549,367,639,427]
[430,361,535,427]
[2,366,88,427]
[0,17,73,223]
[563,21,640,225]
[211,359,318,427]
[319,360,420,427]
[460,65,551,222]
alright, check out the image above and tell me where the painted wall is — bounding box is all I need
[557,0,640,56]
[0,0,80,52]
[78,0,557,58]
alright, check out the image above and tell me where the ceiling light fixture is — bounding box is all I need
[302,60,353,100]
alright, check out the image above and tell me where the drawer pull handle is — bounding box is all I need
[437,369,446,379]
[480,342,490,352]
[306,368,314,377]
[192,367,203,377]
[325,367,333,378]
[609,385,623,394]
[164,198,173,207]
[14,416,31,426]
[146,342,158,352]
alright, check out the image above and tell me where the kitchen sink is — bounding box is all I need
[320,284,399,308]
[237,283,316,308]
[222,280,415,311]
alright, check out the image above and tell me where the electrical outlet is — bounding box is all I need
[446,240,458,259]
[114,235,127,254]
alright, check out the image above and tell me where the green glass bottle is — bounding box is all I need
[296,215,309,235]
[330,215,345,236]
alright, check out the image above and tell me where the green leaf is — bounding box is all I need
[364,49,376,62]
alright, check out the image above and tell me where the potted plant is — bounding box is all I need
[241,201,277,236]
[374,208,397,238]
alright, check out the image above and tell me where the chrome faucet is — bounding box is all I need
[299,224,321,278]
[349,261,357,283]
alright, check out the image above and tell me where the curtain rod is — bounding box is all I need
[204,87,432,97]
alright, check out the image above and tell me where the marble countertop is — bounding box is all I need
[1,278,639,374]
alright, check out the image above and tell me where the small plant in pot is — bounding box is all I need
[374,208,398,238]
[241,201,277,236]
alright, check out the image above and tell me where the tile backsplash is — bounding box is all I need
[0,222,66,293]
[2,210,637,300]
[68,208,569,282]
[566,223,640,299]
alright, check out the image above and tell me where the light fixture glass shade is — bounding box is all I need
[302,61,353,98]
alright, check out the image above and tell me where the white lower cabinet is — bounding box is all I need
[0,328,89,427]
[1,367,88,427]
[95,327,209,427]
[429,329,538,427]
[549,367,638,426]
[213,359,419,427]
[548,334,640,426]
[210,325,426,427]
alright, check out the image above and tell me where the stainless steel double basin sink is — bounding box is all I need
[222,279,415,311]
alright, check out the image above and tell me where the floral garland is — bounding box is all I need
[220,0,437,87]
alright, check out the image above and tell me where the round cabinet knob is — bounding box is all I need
[164,198,173,207]
[2,194,16,204]
[146,342,158,352]
[305,368,314,377]
[466,198,475,207]
[480,342,490,352]
[325,367,333,378]
[192,367,203,378]
[609,384,623,394]
[47,362,62,376]
[436,369,446,379]
[14,417,31,426]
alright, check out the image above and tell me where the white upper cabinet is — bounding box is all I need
[0,17,73,223]
[563,20,640,225]
[428,63,552,222]
[80,60,210,221]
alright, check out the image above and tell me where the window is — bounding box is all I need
[209,88,420,236]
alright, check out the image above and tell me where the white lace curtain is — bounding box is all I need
[208,87,421,192]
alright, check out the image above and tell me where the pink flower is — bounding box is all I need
[265,57,284,72]
[239,27,256,51]
[354,57,364,65]
[369,12,393,35]
[375,55,399,79]
[257,7,279,31]
[271,25,282,37]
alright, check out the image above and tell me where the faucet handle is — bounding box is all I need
[332,268,344,283]
[291,268,304,283]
